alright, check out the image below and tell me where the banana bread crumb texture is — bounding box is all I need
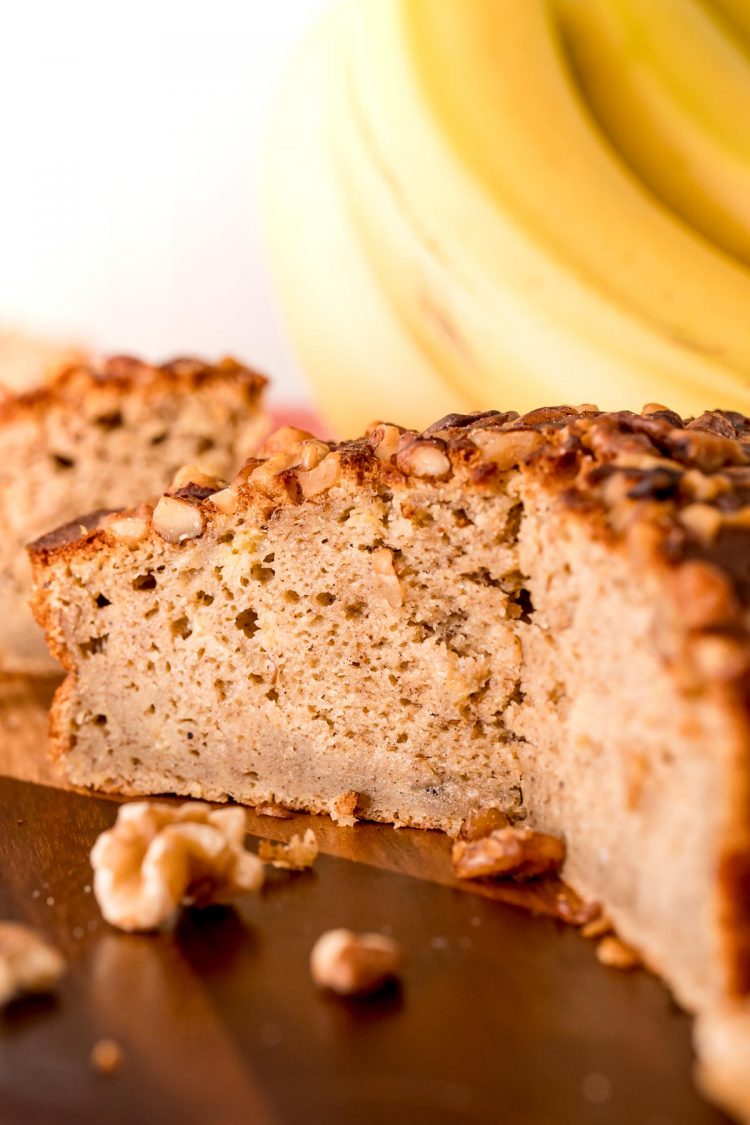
[0,353,266,672]
[29,403,750,1013]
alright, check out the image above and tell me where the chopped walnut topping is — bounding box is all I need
[170,464,224,491]
[310,929,402,996]
[259,426,316,456]
[470,428,544,471]
[329,791,359,827]
[208,487,238,516]
[459,806,511,841]
[395,436,451,479]
[299,438,330,471]
[0,922,66,1005]
[90,801,264,932]
[90,1038,124,1075]
[297,452,341,498]
[367,422,403,462]
[152,496,205,544]
[596,936,641,970]
[105,515,149,545]
[452,826,566,881]
[371,548,403,608]
[258,828,319,870]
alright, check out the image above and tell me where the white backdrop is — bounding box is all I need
[0,0,330,405]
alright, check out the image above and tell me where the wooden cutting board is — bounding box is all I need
[0,676,732,1125]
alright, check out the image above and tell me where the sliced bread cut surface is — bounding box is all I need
[3,354,266,673]
[29,405,750,1013]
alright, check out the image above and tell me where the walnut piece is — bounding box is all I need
[152,495,205,544]
[90,1038,124,1075]
[459,806,511,841]
[208,487,239,515]
[596,935,641,970]
[371,548,403,608]
[0,922,66,1005]
[470,428,543,470]
[452,825,566,880]
[310,929,402,996]
[90,801,264,932]
[297,451,341,498]
[258,828,319,870]
[395,437,451,478]
[105,514,149,544]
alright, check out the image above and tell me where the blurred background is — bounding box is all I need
[0,0,327,409]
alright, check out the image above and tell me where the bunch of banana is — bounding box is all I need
[261,0,750,436]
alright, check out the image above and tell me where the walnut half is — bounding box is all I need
[452,825,566,881]
[310,929,402,996]
[0,922,66,1005]
[91,801,264,932]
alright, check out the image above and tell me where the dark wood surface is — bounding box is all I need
[0,681,732,1125]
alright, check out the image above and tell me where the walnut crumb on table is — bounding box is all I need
[90,1039,124,1075]
[258,829,319,870]
[310,929,402,996]
[0,922,65,1005]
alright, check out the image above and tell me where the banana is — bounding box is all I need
[400,0,750,381]
[709,0,750,46]
[259,9,470,436]
[333,0,750,416]
[553,0,750,266]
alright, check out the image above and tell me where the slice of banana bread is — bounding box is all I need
[3,354,266,673]
[29,405,750,1014]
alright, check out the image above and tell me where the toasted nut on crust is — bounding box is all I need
[259,426,316,456]
[368,423,403,462]
[310,929,402,996]
[208,487,238,515]
[152,496,205,544]
[258,828,319,870]
[0,922,66,1005]
[596,936,641,970]
[90,801,264,932]
[396,437,451,478]
[452,826,566,880]
[297,452,341,498]
[105,515,149,544]
[170,464,223,491]
[470,428,544,471]
[299,439,331,471]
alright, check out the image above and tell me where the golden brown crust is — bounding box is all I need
[0,354,266,426]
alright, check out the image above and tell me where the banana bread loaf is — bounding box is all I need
[2,354,266,673]
[29,404,750,1015]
